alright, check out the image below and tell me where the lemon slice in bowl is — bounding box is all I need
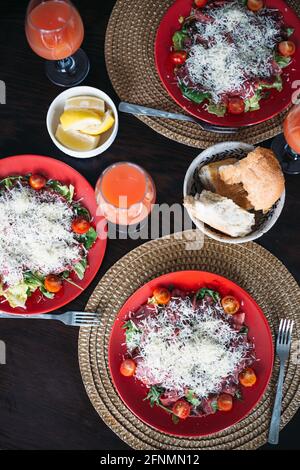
[81,110,115,136]
[60,109,107,135]
[55,124,100,151]
[64,95,105,114]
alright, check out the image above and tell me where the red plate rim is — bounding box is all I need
[0,154,107,315]
[109,270,274,437]
[155,0,300,127]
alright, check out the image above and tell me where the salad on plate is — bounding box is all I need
[0,173,98,309]
[170,0,296,117]
[120,285,257,422]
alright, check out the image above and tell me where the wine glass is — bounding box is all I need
[272,104,300,175]
[25,0,90,87]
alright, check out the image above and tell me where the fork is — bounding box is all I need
[0,311,100,327]
[268,318,294,445]
[119,102,240,134]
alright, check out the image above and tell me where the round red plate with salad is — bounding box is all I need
[109,271,273,436]
[155,0,300,127]
[0,155,107,315]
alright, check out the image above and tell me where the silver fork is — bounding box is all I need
[119,102,240,134]
[0,311,100,327]
[268,318,294,445]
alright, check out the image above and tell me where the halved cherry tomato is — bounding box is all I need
[170,51,187,65]
[217,393,233,411]
[29,174,47,190]
[239,368,257,387]
[44,274,63,293]
[247,0,264,12]
[172,400,191,419]
[195,0,208,7]
[228,97,245,115]
[71,217,91,235]
[120,359,136,377]
[221,295,240,315]
[153,287,171,305]
[278,41,296,57]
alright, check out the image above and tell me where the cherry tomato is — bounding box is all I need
[195,0,208,7]
[120,359,136,377]
[172,400,191,419]
[29,174,47,190]
[228,97,245,115]
[44,274,63,293]
[153,287,171,305]
[278,41,296,57]
[71,217,91,235]
[170,51,187,65]
[247,0,264,12]
[217,394,233,411]
[221,295,240,315]
[239,368,257,387]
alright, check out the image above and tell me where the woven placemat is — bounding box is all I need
[105,0,300,148]
[78,231,300,450]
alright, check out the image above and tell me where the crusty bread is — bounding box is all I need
[184,190,255,237]
[198,159,253,210]
[219,147,285,212]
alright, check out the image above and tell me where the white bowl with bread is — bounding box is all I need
[183,142,285,244]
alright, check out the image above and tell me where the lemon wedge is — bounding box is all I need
[60,109,105,135]
[55,124,100,152]
[81,110,115,136]
[64,95,105,114]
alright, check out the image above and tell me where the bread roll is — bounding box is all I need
[198,159,253,210]
[184,190,255,237]
[219,147,285,212]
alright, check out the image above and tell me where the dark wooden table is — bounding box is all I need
[0,0,299,451]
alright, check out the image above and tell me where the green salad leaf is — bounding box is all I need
[73,204,91,220]
[185,390,200,407]
[144,386,165,407]
[0,176,23,190]
[239,325,249,335]
[123,320,141,348]
[275,53,292,69]
[79,227,97,250]
[172,31,187,51]
[235,389,243,401]
[258,75,283,92]
[47,179,75,202]
[206,103,227,117]
[196,288,220,303]
[74,258,87,280]
[245,91,261,112]
[211,400,218,413]
[284,27,294,37]
[179,82,210,104]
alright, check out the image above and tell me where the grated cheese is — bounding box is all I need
[133,296,252,398]
[185,3,281,102]
[0,184,82,287]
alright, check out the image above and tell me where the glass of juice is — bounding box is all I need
[272,104,300,175]
[95,162,156,233]
[25,0,89,87]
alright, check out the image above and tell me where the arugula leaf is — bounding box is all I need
[172,31,187,51]
[172,414,180,424]
[206,103,227,117]
[40,285,55,299]
[74,258,87,280]
[275,53,292,69]
[144,386,164,407]
[123,320,141,347]
[211,400,218,413]
[47,180,75,202]
[185,390,200,407]
[23,271,44,291]
[79,227,97,250]
[179,82,210,104]
[284,27,294,38]
[239,325,249,335]
[196,288,220,303]
[73,204,91,220]
[235,389,243,401]
[258,75,283,92]
[0,176,23,189]
[245,91,261,112]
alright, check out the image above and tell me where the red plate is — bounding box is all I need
[109,271,274,437]
[0,155,107,315]
[155,0,300,127]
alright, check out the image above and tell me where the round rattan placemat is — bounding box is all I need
[105,0,300,148]
[78,230,300,450]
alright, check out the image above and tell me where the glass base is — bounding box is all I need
[45,49,90,87]
[271,133,300,175]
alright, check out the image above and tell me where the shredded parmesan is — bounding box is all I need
[0,184,82,287]
[133,297,252,399]
[184,3,281,102]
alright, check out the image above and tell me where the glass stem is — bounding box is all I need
[56,56,76,74]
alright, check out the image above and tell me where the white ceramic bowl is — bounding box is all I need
[46,86,119,158]
[183,142,285,244]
